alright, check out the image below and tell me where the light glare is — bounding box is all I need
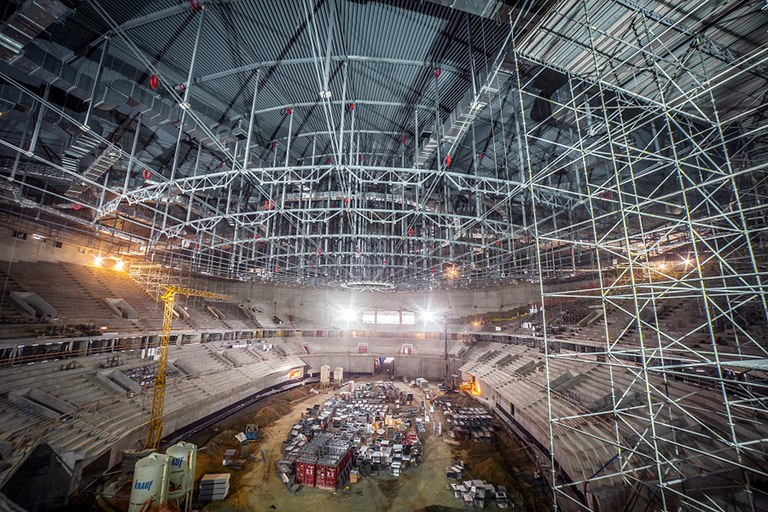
[340,307,357,323]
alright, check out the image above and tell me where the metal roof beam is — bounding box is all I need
[194,55,467,85]
[416,24,515,168]
[253,100,435,116]
[118,4,190,33]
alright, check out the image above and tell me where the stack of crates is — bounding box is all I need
[199,473,230,502]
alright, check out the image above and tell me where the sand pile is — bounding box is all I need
[205,428,241,452]
[470,457,516,490]
[283,386,312,402]
[252,400,293,427]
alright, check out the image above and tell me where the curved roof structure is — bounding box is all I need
[0,0,766,289]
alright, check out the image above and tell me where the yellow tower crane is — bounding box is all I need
[145,285,232,450]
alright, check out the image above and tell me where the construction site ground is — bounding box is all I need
[190,376,551,512]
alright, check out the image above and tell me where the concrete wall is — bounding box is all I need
[0,228,94,266]
[229,281,540,328]
[393,355,450,380]
[302,354,375,375]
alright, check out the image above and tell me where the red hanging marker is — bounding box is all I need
[218,161,224,168]
[271,141,277,150]
[143,168,152,180]
[402,136,407,144]
[350,103,355,111]
[383,259,388,264]
[189,0,202,13]
[72,202,82,211]
[345,197,350,204]
[496,240,501,246]
[435,67,442,78]
[431,268,437,273]
[478,153,485,161]
[150,74,159,90]
[274,266,280,273]
[266,200,275,210]
[408,227,415,237]
[445,154,452,167]
[317,248,323,255]
[253,233,261,239]
[329,156,333,164]
[195,243,200,250]
[286,107,293,115]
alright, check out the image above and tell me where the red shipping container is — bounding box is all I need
[315,450,353,489]
[296,460,316,486]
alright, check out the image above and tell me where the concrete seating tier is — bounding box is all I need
[0,341,307,491]
[0,268,35,327]
[218,346,265,366]
[205,302,259,330]
[0,397,48,440]
[6,262,135,330]
[459,340,768,499]
[176,300,231,331]
[85,266,198,331]
[174,344,233,374]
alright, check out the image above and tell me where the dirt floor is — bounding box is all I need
[187,377,552,512]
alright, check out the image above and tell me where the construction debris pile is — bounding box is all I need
[277,381,424,492]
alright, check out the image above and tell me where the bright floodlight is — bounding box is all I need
[340,307,357,323]
[93,255,104,267]
[114,260,125,271]
[421,310,436,323]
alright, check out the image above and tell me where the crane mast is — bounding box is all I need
[145,286,231,450]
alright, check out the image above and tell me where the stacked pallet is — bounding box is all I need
[199,473,230,502]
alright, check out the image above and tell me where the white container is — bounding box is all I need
[128,453,170,512]
[166,442,197,499]
[334,367,344,384]
[320,365,331,386]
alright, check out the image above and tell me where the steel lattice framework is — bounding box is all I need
[0,0,766,510]
[515,0,768,511]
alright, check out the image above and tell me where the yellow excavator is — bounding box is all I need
[145,286,231,450]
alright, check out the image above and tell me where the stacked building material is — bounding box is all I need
[198,473,230,502]
[446,460,465,479]
[279,380,428,489]
[451,479,498,509]
[443,406,494,443]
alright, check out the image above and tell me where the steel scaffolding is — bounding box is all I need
[0,0,765,509]
[516,0,768,510]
